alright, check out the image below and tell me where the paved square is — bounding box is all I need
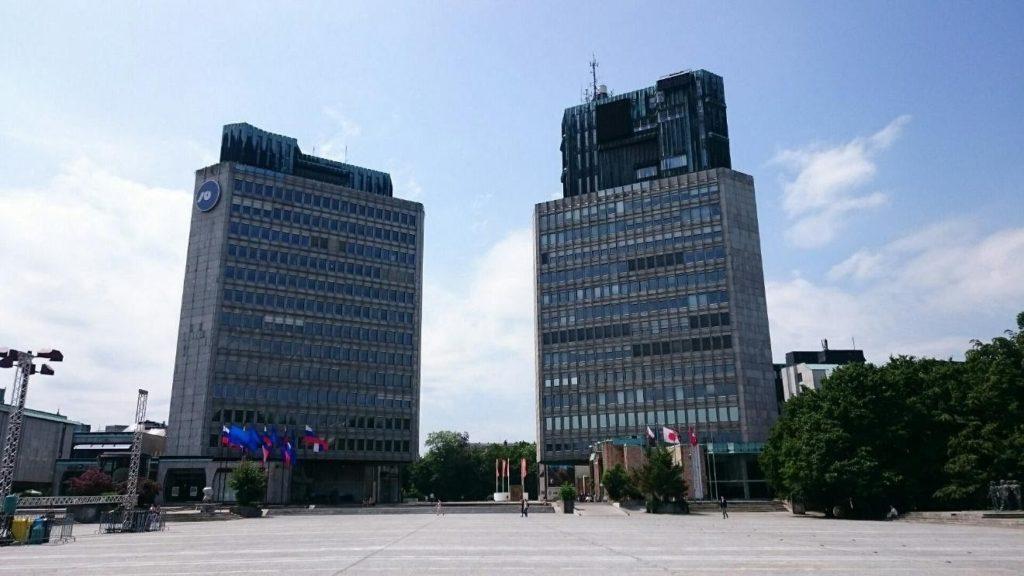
[1,508,1021,575]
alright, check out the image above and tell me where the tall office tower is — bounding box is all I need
[160,123,423,505]
[535,70,775,499]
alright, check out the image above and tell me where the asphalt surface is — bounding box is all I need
[1,509,1022,575]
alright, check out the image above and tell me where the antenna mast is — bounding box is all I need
[589,54,599,101]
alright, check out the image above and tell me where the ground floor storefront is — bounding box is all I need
[156,458,403,505]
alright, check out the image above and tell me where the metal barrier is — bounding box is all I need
[99,509,165,534]
[50,513,75,544]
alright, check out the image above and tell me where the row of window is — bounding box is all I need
[543,405,741,432]
[222,288,414,326]
[221,311,414,347]
[540,225,722,271]
[233,178,418,229]
[541,267,726,306]
[224,265,415,308]
[537,184,719,231]
[543,383,737,411]
[227,244,415,286]
[545,428,746,454]
[218,332,415,368]
[545,289,729,327]
[542,323,631,346]
[212,408,412,431]
[229,221,416,268]
[214,355,413,390]
[633,334,733,358]
[211,383,415,409]
[539,203,721,248]
[538,245,725,285]
[543,360,737,389]
[231,197,416,246]
[634,312,732,338]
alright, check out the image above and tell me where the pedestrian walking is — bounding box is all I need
[435,499,444,516]
[521,498,529,518]
[719,495,729,519]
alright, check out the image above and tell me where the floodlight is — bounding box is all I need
[36,349,63,362]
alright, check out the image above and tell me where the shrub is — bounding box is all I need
[69,469,115,496]
[228,461,267,506]
[558,482,577,501]
[601,464,631,501]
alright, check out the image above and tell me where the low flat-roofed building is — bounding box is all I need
[53,421,166,494]
[0,388,86,494]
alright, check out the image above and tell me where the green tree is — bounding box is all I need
[228,460,267,506]
[937,312,1024,507]
[407,432,539,501]
[633,447,686,512]
[762,311,1024,517]
[601,464,631,501]
[408,431,477,501]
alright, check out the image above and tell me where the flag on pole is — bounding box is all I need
[495,459,499,479]
[303,425,328,452]
[220,426,235,447]
[282,436,296,468]
[662,426,680,444]
[520,458,527,485]
[688,427,699,447]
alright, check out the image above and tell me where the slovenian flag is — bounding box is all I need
[220,426,233,447]
[283,437,295,468]
[688,427,699,447]
[303,425,328,452]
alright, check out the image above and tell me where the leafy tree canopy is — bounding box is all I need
[762,311,1024,518]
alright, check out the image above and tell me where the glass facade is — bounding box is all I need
[560,69,731,198]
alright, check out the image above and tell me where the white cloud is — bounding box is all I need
[315,105,363,162]
[420,228,536,443]
[0,159,191,427]
[773,115,910,248]
[768,221,1024,362]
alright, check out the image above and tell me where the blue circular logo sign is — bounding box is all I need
[195,179,221,212]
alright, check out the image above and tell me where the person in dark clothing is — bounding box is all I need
[521,498,529,518]
[719,496,729,519]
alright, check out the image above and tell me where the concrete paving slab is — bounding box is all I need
[0,511,1021,575]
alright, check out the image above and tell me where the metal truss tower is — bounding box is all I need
[0,354,31,503]
[121,389,148,526]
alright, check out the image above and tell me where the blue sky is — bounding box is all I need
[1,1,1022,445]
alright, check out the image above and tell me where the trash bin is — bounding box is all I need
[11,516,32,542]
[2,494,17,515]
[29,517,47,544]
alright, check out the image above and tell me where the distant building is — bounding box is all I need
[0,388,86,494]
[778,343,866,401]
[53,421,166,495]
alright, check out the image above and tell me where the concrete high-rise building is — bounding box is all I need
[160,123,423,504]
[535,70,775,499]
